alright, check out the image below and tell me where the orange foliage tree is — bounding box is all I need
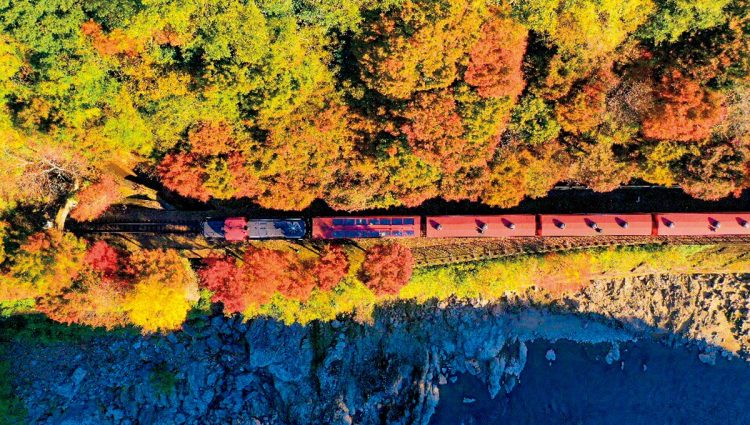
[556,68,618,134]
[354,0,484,99]
[158,152,256,202]
[158,120,259,202]
[313,245,350,291]
[158,153,213,201]
[359,243,414,296]
[464,16,527,99]
[239,247,314,303]
[36,272,130,330]
[199,246,318,313]
[642,70,727,142]
[187,120,236,157]
[81,20,142,57]
[0,230,87,301]
[252,99,356,210]
[400,90,467,171]
[70,174,121,222]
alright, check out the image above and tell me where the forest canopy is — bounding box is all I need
[0,0,747,214]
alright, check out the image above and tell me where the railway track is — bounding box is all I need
[69,220,750,268]
[70,221,202,234]
[411,235,750,268]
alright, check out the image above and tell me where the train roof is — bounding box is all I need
[202,220,225,239]
[247,219,306,239]
[312,216,420,239]
[539,214,653,236]
[655,213,750,236]
[425,215,535,237]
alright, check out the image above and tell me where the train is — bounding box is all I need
[201,213,750,241]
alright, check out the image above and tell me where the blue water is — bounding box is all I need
[431,340,750,425]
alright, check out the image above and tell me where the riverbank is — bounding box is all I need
[4,272,750,424]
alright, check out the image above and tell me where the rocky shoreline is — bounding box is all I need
[4,274,750,424]
[6,304,633,424]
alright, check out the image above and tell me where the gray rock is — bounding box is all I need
[71,367,87,387]
[699,351,717,366]
[605,343,621,365]
[545,349,556,362]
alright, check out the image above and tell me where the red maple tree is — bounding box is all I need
[642,70,726,142]
[84,240,122,277]
[464,16,527,99]
[313,245,350,291]
[70,174,121,222]
[359,243,414,296]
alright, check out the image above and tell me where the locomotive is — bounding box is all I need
[202,213,750,241]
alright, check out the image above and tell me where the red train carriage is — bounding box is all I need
[312,216,421,239]
[539,214,653,237]
[425,215,536,238]
[655,213,750,236]
[223,217,248,241]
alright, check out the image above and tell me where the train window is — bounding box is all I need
[332,218,344,225]
[392,230,403,236]
[379,231,388,237]
[405,230,415,236]
[381,218,391,225]
[344,219,355,225]
[404,218,415,225]
[355,218,367,225]
[332,231,345,238]
[369,218,379,225]
[392,218,403,225]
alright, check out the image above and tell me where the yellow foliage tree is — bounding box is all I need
[123,250,199,333]
[354,0,486,99]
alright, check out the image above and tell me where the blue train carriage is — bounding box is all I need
[247,218,306,239]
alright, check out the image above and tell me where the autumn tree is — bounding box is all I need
[251,97,357,210]
[642,70,726,142]
[464,16,527,100]
[0,230,86,301]
[555,67,619,134]
[70,174,121,221]
[400,90,467,171]
[198,257,248,313]
[360,243,414,296]
[508,96,562,145]
[642,0,732,43]
[158,149,259,202]
[123,249,199,333]
[354,0,485,99]
[678,139,749,200]
[84,240,123,277]
[313,245,350,291]
[36,271,129,330]
[482,142,569,207]
[199,246,318,313]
